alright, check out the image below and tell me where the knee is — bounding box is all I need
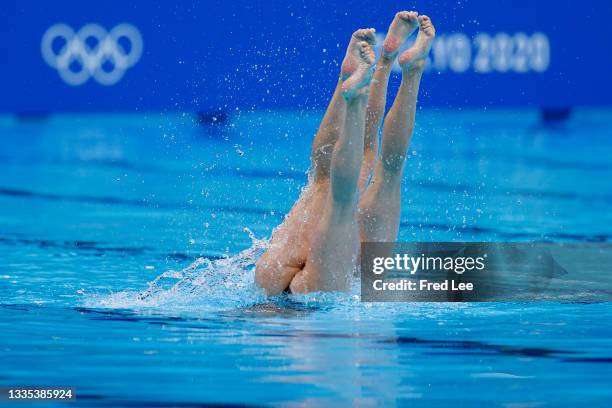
[380,152,407,175]
[331,164,360,205]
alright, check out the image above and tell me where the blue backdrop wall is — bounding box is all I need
[1,0,610,112]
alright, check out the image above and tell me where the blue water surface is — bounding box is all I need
[0,109,611,407]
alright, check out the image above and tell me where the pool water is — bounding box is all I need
[0,109,611,406]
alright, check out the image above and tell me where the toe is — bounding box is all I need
[400,11,418,21]
[360,42,374,60]
[353,28,376,45]
[419,16,435,34]
[364,28,376,43]
[366,49,375,64]
[359,41,368,52]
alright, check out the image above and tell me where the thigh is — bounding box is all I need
[357,166,402,243]
[289,202,359,293]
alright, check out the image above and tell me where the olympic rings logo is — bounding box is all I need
[41,23,143,86]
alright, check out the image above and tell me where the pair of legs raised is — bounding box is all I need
[256,12,436,294]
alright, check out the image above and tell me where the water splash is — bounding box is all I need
[82,223,486,316]
[84,223,372,314]
[86,228,269,311]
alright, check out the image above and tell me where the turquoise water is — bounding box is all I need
[0,110,611,406]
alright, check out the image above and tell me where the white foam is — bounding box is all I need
[84,228,270,311]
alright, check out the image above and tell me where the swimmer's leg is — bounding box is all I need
[310,28,376,184]
[360,11,419,194]
[359,16,435,242]
[255,30,375,296]
[290,40,375,293]
[255,243,303,295]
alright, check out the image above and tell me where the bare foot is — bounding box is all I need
[340,29,376,99]
[341,28,375,78]
[382,11,419,59]
[398,15,436,70]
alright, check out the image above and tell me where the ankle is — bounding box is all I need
[344,92,368,106]
[379,54,395,65]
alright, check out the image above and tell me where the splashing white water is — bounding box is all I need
[86,228,270,310]
[83,222,475,316]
